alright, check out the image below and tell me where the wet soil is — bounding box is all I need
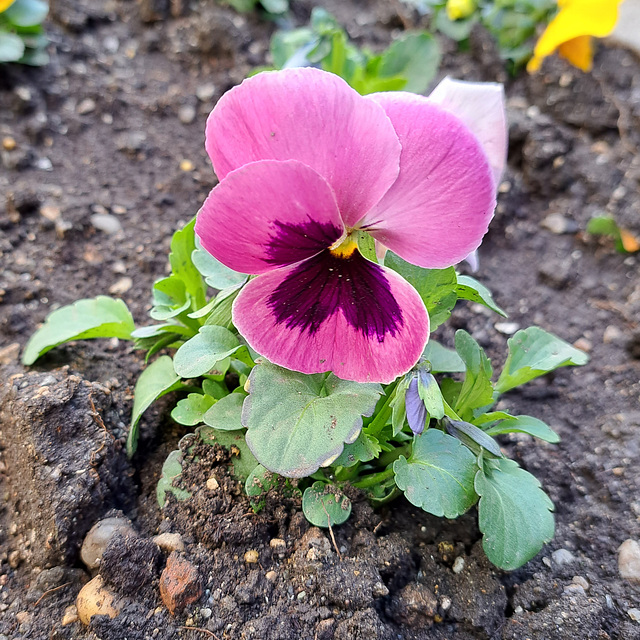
[1,1,640,639]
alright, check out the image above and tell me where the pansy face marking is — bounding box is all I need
[196,68,505,383]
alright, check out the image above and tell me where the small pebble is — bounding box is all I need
[440,596,452,611]
[573,338,592,353]
[244,550,259,564]
[81,517,136,569]
[200,607,212,619]
[495,322,520,335]
[628,608,640,622]
[541,213,577,235]
[196,84,216,102]
[572,576,589,590]
[563,584,585,596]
[91,213,122,235]
[269,538,286,550]
[77,576,121,624]
[16,611,31,624]
[109,277,133,296]
[160,552,203,615]
[153,533,185,554]
[265,571,277,582]
[552,548,576,567]
[62,605,79,626]
[180,159,194,172]
[178,105,196,124]
[206,477,219,491]
[452,557,465,574]
[112,204,127,215]
[603,325,623,344]
[77,98,97,115]
[297,591,307,601]
[2,137,16,151]
[618,539,640,584]
[40,205,61,221]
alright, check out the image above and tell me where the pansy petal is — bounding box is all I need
[196,160,344,275]
[428,76,507,182]
[360,93,496,269]
[233,251,429,384]
[205,68,401,227]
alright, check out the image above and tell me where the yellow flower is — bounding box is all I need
[0,0,17,12]
[446,0,476,21]
[527,0,624,73]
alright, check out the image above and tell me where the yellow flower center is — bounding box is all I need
[446,0,476,21]
[329,233,358,258]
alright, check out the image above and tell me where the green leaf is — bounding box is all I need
[157,450,192,508]
[244,362,382,477]
[270,27,315,68]
[192,240,248,290]
[379,32,441,94]
[203,286,240,330]
[171,393,216,426]
[132,323,193,339]
[0,30,25,62]
[385,252,457,330]
[202,378,227,399]
[149,276,191,321]
[495,327,589,395]
[475,458,554,570]
[417,371,444,420]
[421,340,466,373]
[4,0,48,27]
[302,482,352,528]
[197,426,258,482]
[169,218,206,309]
[393,429,478,518]
[435,9,477,41]
[22,296,135,365]
[173,325,241,378]
[260,0,288,14]
[454,330,494,418]
[245,464,279,512]
[484,415,560,443]
[445,418,502,457]
[456,275,507,317]
[391,376,410,436]
[128,355,183,456]
[202,392,246,431]
[332,431,381,468]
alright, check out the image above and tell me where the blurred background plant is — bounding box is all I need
[0,0,48,65]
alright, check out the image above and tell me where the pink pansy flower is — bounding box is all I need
[196,68,505,384]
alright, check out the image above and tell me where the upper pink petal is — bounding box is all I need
[428,76,507,183]
[205,68,401,228]
[359,93,496,269]
[232,251,429,384]
[195,160,344,275]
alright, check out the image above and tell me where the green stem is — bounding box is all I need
[365,380,399,437]
[442,398,462,421]
[377,443,411,468]
[352,467,394,489]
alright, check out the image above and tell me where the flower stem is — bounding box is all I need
[365,380,398,437]
[352,467,395,489]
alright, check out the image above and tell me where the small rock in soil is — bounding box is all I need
[77,98,96,115]
[159,552,203,615]
[62,605,79,626]
[541,213,578,234]
[178,105,196,124]
[196,84,216,102]
[552,548,576,566]
[81,516,137,569]
[77,575,121,625]
[628,608,640,622]
[385,582,437,628]
[153,532,185,554]
[618,539,640,584]
[91,213,122,235]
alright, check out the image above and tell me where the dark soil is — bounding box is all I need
[1,1,640,639]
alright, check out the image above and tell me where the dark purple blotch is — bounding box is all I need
[267,249,404,342]
[266,219,342,266]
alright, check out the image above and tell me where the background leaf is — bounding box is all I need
[302,482,352,527]
[203,392,246,431]
[173,325,241,378]
[157,450,191,508]
[421,340,465,373]
[243,362,381,477]
[484,415,560,443]
[127,355,183,456]
[192,238,248,290]
[454,330,494,418]
[22,296,135,365]
[171,393,216,426]
[4,0,48,27]
[456,275,507,317]
[394,429,478,518]
[475,458,555,570]
[495,327,589,394]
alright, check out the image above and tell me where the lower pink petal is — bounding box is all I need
[233,251,429,384]
[428,77,507,183]
[360,93,496,269]
[195,160,344,274]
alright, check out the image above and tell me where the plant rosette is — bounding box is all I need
[24,67,588,571]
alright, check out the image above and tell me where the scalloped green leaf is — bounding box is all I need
[475,458,555,570]
[495,327,589,394]
[173,325,241,378]
[171,393,216,426]
[302,482,352,528]
[202,392,246,431]
[0,30,25,62]
[393,429,478,518]
[243,362,382,477]
[245,464,279,512]
[22,296,135,365]
[192,237,248,290]
[332,431,381,468]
